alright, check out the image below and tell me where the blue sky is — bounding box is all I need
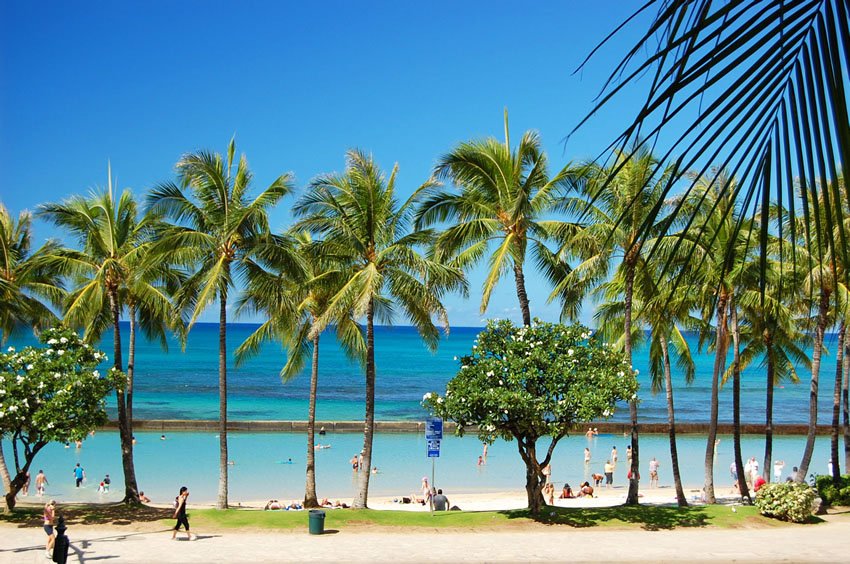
[1,0,649,327]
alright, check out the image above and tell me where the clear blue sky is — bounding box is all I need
[1,0,649,327]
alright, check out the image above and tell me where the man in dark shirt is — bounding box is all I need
[432,488,449,511]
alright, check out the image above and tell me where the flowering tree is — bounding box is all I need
[0,327,120,510]
[423,319,638,514]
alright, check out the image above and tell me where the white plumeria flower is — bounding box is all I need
[16,375,24,384]
[57,350,65,356]
[568,349,574,356]
[498,380,503,385]
[26,364,34,370]
[422,392,432,401]
[436,397,443,404]
[46,349,54,355]
[60,337,68,344]
[47,422,54,429]
[486,371,494,377]
[92,370,100,378]
[47,339,57,345]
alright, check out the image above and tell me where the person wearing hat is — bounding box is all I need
[43,500,56,557]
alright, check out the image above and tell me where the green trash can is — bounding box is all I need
[308,509,325,534]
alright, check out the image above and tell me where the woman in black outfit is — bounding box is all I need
[171,486,194,540]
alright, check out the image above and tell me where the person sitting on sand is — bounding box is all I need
[559,483,574,499]
[578,481,594,497]
[139,491,151,503]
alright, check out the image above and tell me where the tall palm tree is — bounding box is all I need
[670,169,752,503]
[235,231,364,507]
[554,146,674,505]
[38,171,162,503]
[294,149,465,508]
[785,187,849,482]
[415,110,572,326]
[0,203,64,510]
[732,250,808,481]
[148,139,293,509]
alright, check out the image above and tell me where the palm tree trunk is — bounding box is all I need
[354,298,375,509]
[127,303,136,425]
[217,292,229,509]
[660,338,687,506]
[304,333,320,508]
[843,323,850,472]
[798,289,830,481]
[109,289,139,504]
[831,322,844,484]
[624,255,640,505]
[763,337,775,482]
[705,290,729,503]
[513,263,531,326]
[730,298,751,503]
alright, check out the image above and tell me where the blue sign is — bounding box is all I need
[425,417,443,440]
[427,439,441,458]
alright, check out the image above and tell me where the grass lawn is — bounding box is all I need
[1,502,812,532]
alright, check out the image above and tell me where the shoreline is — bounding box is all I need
[107,419,832,436]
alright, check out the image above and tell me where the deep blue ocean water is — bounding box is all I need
[5,322,844,425]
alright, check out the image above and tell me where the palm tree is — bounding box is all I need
[148,138,293,509]
[554,146,674,505]
[785,187,849,482]
[0,203,64,511]
[235,231,364,507]
[38,171,167,504]
[294,149,465,508]
[0,204,64,340]
[670,169,752,503]
[415,110,572,326]
[732,250,808,481]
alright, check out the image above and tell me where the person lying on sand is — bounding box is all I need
[264,499,282,510]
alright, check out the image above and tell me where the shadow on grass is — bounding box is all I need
[0,503,172,528]
[501,505,712,531]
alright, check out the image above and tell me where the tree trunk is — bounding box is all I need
[3,441,47,511]
[623,254,640,505]
[798,289,829,481]
[353,298,375,509]
[705,290,729,503]
[217,292,229,509]
[730,298,751,503]
[304,333,320,508]
[660,338,687,507]
[517,439,546,514]
[831,322,845,484]
[763,336,775,482]
[513,263,531,326]
[109,289,139,504]
[0,440,12,512]
[843,322,850,472]
[127,303,136,425]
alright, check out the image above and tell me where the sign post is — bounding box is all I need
[425,417,443,512]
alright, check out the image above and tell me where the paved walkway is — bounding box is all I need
[2,515,849,563]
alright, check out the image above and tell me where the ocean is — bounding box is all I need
[5,322,844,425]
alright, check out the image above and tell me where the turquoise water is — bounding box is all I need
[4,323,843,424]
[5,430,834,504]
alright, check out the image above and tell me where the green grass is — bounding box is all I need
[2,502,813,532]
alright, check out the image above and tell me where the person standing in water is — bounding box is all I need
[171,486,193,541]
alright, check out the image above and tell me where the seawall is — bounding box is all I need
[105,420,831,435]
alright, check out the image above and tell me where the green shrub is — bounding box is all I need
[754,482,816,523]
[814,474,850,507]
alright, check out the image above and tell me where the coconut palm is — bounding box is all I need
[553,146,674,505]
[147,139,293,509]
[235,231,364,507]
[38,171,168,503]
[415,110,573,327]
[668,168,754,503]
[0,204,64,341]
[731,250,808,481]
[0,203,65,510]
[294,149,465,508]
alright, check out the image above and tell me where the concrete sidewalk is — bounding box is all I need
[2,515,849,563]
